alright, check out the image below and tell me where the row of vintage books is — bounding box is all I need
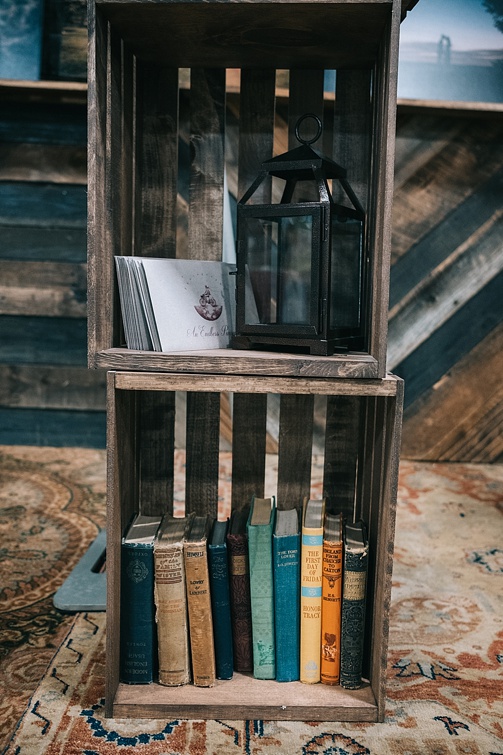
[119,497,369,689]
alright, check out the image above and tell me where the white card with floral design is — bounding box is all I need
[117,257,236,352]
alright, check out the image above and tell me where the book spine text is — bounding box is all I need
[209,542,234,679]
[273,533,300,681]
[340,548,368,689]
[227,534,253,672]
[120,542,157,684]
[321,538,343,684]
[184,542,216,687]
[300,530,324,683]
[154,542,190,686]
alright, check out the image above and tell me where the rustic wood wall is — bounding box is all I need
[391,102,503,463]
[0,6,501,460]
[0,82,106,446]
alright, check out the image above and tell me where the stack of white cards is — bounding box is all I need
[115,257,237,352]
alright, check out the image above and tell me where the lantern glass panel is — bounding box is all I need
[330,214,364,332]
[240,213,314,327]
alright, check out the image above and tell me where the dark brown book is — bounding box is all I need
[226,508,253,672]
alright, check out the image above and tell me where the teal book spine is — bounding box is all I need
[273,531,300,681]
[208,540,234,679]
[247,497,276,679]
[120,541,157,683]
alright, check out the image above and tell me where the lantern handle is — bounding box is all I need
[295,113,322,146]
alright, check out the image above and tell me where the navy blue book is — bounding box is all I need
[208,518,234,679]
[273,507,300,682]
[120,514,162,684]
[340,520,369,689]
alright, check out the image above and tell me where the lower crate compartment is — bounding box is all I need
[111,675,378,721]
[106,371,403,721]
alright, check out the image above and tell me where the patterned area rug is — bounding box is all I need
[1,446,502,754]
[0,446,106,753]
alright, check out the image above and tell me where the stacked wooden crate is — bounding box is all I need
[87,0,415,722]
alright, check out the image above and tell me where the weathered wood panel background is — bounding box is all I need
[0,82,106,446]
[0,3,501,460]
[391,103,503,463]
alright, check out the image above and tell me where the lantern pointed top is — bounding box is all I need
[261,142,346,181]
[261,113,346,181]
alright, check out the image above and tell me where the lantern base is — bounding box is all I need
[231,334,349,356]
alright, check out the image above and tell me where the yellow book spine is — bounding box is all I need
[300,526,324,683]
[321,538,343,685]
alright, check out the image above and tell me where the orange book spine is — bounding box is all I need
[321,537,343,684]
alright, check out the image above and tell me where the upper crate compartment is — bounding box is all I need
[88,0,416,378]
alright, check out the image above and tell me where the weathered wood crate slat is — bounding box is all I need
[106,371,403,721]
[88,0,409,378]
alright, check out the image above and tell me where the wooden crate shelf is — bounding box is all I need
[112,673,378,721]
[89,0,413,724]
[95,348,379,379]
[88,0,414,378]
[106,371,403,721]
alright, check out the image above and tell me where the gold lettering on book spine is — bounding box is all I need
[230,555,247,576]
[344,570,366,600]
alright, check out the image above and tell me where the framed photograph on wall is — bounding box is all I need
[398,0,503,103]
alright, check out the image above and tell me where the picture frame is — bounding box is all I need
[398,0,503,103]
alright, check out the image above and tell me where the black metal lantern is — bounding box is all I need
[231,114,366,356]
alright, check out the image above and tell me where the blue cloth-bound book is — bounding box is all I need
[208,519,234,680]
[247,495,276,680]
[340,520,369,689]
[120,514,162,684]
[273,508,300,682]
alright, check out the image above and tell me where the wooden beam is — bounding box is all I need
[0,260,87,318]
[0,364,105,410]
[388,208,503,369]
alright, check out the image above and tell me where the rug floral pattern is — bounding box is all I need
[0,447,106,751]
[1,446,502,754]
